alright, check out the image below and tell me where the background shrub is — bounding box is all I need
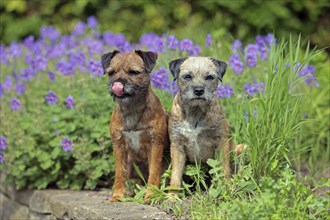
[0,0,329,51]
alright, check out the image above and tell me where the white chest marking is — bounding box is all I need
[123,131,142,153]
[176,121,203,155]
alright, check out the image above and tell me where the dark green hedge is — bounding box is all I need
[0,0,329,49]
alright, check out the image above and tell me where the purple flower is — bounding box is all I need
[170,81,178,95]
[231,40,242,53]
[4,76,12,91]
[87,16,98,28]
[46,43,66,59]
[214,84,234,98]
[244,82,264,96]
[10,97,21,110]
[0,83,4,98]
[23,35,35,50]
[9,42,22,58]
[40,26,60,41]
[61,137,73,151]
[0,45,9,64]
[245,84,256,96]
[65,96,74,109]
[245,54,258,67]
[72,22,86,36]
[189,45,201,56]
[179,39,193,52]
[258,46,268,60]
[45,91,58,105]
[25,53,33,65]
[255,35,266,48]
[12,71,19,82]
[205,34,212,47]
[69,52,86,66]
[265,33,276,47]
[155,37,166,53]
[139,33,159,49]
[0,152,4,164]
[139,33,164,52]
[0,136,6,150]
[104,33,128,51]
[34,56,48,71]
[229,54,244,74]
[60,35,77,49]
[103,31,115,45]
[56,60,75,76]
[15,83,26,95]
[88,60,103,76]
[85,38,104,55]
[298,65,319,87]
[245,44,258,55]
[48,71,55,82]
[20,67,35,81]
[150,67,170,90]
[167,35,179,50]
[244,45,258,67]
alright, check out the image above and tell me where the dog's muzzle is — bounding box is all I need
[193,86,205,96]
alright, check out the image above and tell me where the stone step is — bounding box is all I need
[0,189,171,220]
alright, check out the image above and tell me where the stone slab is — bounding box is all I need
[1,189,171,220]
[48,190,171,220]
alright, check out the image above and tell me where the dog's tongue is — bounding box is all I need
[112,82,124,97]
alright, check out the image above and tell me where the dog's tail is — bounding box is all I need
[234,143,249,156]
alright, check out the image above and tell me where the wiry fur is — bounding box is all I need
[168,56,232,189]
[102,50,169,201]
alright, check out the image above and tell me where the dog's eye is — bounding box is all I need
[205,75,215,81]
[183,74,192,80]
[129,70,141,75]
[108,70,115,76]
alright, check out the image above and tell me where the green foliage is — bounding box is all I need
[232,37,321,179]
[187,163,329,219]
[1,73,115,190]
[0,0,329,50]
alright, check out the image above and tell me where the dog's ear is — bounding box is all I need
[169,58,187,81]
[101,50,119,74]
[135,50,158,73]
[209,58,227,82]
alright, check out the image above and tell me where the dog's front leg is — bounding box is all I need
[112,145,128,202]
[170,144,186,192]
[145,142,164,199]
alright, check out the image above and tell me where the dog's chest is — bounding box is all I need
[175,121,218,162]
[122,130,144,154]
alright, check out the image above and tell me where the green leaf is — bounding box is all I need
[209,188,220,198]
[206,158,219,168]
[40,160,54,170]
[270,159,279,171]
[51,147,62,159]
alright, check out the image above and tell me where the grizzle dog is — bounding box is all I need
[168,56,233,189]
[101,50,169,201]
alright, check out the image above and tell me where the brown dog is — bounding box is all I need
[101,50,169,202]
[168,56,232,190]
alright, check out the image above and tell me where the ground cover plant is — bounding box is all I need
[0,17,329,218]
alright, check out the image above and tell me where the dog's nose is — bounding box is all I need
[194,87,204,96]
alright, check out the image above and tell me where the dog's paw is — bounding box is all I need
[143,188,154,202]
[111,193,125,202]
[235,144,249,156]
